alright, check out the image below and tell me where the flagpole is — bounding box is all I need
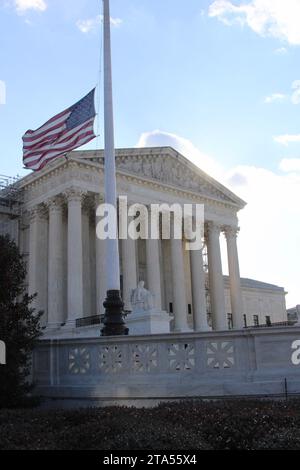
[101,0,128,335]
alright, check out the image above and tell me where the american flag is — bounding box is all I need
[22,89,96,171]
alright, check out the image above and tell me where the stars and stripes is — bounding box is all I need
[22,89,96,171]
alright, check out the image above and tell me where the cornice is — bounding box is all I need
[69,157,241,213]
[74,147,247,208]
[17,150,244,215]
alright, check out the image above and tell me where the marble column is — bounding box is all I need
[66,188,84,325]
[146,238,162,310]
[82,201,91,318]
[28,205,48,322]
[95,195,106,318]
[47,196,64,328]
[190,247,210,331]
[121,214,137,311]
[170,221,190,331]
[206,222,227,330]
[224,226,244,329]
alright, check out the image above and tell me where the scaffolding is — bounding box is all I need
[0,174,23,215]
[0,174,23,243]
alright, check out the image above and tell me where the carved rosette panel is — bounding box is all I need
[98,346,123,373]
[206,341,235,369]
[68,347,91,375]
[131,344,158,372]
[167,343,195,371]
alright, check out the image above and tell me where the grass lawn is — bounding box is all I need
[1,400,300,450]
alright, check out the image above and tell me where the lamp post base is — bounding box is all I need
[101,290,129,336]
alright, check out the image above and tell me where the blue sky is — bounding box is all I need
[1,0,300,308]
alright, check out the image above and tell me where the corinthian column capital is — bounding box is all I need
[27,206,40,222]
[28,203,48,221]
[94,193,105,205]
[64,187,86,203]
[205,221,222,237]
[45,195,64,212]
[224,225,240,240]
[82,194,97,215]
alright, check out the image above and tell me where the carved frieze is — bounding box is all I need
[21,151,243,218]
[113,154,234,203]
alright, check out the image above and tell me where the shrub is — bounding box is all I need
[1,400,300,450]
[0,235,42,408]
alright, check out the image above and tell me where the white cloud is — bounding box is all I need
[291,80,300,104]
[136,130,223,182]
[279,158,300,173]
[0,80,6,105]
[264,93,286,104]
[265,81,300,106]
[209,0,300,45]
[137,129,300,307]
[274,134,300,146]
[226,163,300,308]
[109,17,123,28]
[76,15,122,34]
[13,0,47,13]
[274,46,288,55]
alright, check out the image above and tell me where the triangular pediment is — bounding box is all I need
[18,147,246,209]
[73,147,246,208]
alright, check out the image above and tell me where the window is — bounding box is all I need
[169,302,173,314]
[188,304,192,315]
[243,314,247,328]
[253,315,259,327]
[266,316,271,327]
[227,313,233,330]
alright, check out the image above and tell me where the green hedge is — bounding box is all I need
[1,400,300,450]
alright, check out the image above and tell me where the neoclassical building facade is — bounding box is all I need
[2,146,287,336]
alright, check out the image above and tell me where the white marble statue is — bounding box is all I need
[130,280,154,313]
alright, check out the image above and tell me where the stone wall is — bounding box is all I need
[33,327,300,404]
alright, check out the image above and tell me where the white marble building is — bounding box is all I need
[1,147,287,335]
